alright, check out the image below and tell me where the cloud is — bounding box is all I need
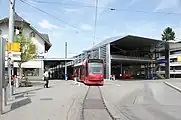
[71,0,116,13]
[63,8,83,14]
[124,21,162,39]
[38,20,59,30]
[130,0,140,5]
[80,24,92,31]
[155,0,181,11]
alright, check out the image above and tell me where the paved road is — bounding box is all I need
[101,80,181,120]
[1,80,88,120]
[1,79,181,120]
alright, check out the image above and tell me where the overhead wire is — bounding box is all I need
[93,0,98,45]
[19,0,84,32]
[20,0,181,41]
[28,0,181,15]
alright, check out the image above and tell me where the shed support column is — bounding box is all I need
[165,43,170,79]
[120,64,122,77]
[106,44,111,79]
[98,48,101,59]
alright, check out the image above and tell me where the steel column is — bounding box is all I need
[106,44,111,79]
[0,38,5,114]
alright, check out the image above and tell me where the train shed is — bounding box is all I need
[73,35,169,80]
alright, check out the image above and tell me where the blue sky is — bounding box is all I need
[1,0,181,58]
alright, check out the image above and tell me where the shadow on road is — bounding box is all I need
[3,98,32,114]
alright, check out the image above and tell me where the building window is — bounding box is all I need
[0,29,2,35]
[30,32,35,37]
[23,68,39,76]
[170,58,177,63]
[14,26,22,35]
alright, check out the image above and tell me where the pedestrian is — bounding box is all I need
[44,69,49,88]
[65,73,68,81]
[73,69,80,86]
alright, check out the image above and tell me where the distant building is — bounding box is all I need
[0,13,52,80]
[158,41,181,78]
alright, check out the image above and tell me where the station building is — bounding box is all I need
[72,35,170,80]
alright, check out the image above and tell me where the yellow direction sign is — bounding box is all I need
[5,42,20,52]
[177,56,181,62]
[11,43,20,52]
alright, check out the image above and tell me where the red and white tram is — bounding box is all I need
[74,58,104,85]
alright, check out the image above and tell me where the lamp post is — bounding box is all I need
[65,42,68,80]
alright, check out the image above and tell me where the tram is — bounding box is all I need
[74,58,104,85]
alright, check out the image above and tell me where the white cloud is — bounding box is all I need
[155,0,181,11]
[124,21,162,39]
[38,20,59,30]
[130,0,140,5]
[80,24,92,31]
[71,0,116,13]
[63,8,83,14]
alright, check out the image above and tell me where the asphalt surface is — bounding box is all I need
[101,80,181,120]
[83,86,112,120]
[1,80,181,120]
[1,80,89,120]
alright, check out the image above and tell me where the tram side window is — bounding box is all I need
[82,67,86,77]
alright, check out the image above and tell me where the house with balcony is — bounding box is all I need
[0,13,52,80]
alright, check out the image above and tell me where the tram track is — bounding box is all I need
[82,86,115,120]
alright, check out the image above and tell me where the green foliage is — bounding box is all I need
[14,32,37,64]
[162,27,175,41]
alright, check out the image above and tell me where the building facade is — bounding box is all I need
[72,35,163,79]
[0,13,51,80]
[158,41,181,78]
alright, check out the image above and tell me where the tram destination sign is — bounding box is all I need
[88,59,103,63]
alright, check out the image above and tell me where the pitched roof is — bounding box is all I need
[41,33,50,42]
[0,13,52,51]
[0,13,29,25]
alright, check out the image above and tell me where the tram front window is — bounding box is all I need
[88,63,103,74]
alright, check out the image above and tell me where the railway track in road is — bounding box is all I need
[82,86,116,120]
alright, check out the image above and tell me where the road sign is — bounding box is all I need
[158,59,168,63]
[11,43,20,52]
[177,56,181,62]
[5,42,20,52]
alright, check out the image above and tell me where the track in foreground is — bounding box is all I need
[82,86,115,120]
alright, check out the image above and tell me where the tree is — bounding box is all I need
[14,27,37,80]
[162,27,175,41]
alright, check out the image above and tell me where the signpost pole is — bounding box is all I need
[0,38,5,114]
[7,0,15,98]
[65,42,67,80]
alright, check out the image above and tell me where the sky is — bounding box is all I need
[1,0,181,58]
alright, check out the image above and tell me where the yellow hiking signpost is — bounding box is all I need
[5,41,20,52]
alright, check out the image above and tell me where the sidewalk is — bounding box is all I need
[1,80,88,120]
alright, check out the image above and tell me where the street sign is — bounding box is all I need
[177,56,181,62]
[11,43,20,52]
[5,42,20,52]
[158,59,168,63]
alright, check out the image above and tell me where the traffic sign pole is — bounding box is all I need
[8,0,15,98]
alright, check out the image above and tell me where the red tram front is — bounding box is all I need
[74,58,104,85]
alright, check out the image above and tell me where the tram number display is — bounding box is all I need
[88,59,103,63]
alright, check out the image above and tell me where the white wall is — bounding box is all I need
[0,23,9,39]
[23,26,45,53]
[0,22,47,81]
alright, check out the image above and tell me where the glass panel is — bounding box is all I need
[88,63,103,74]
[23,68,39,76]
